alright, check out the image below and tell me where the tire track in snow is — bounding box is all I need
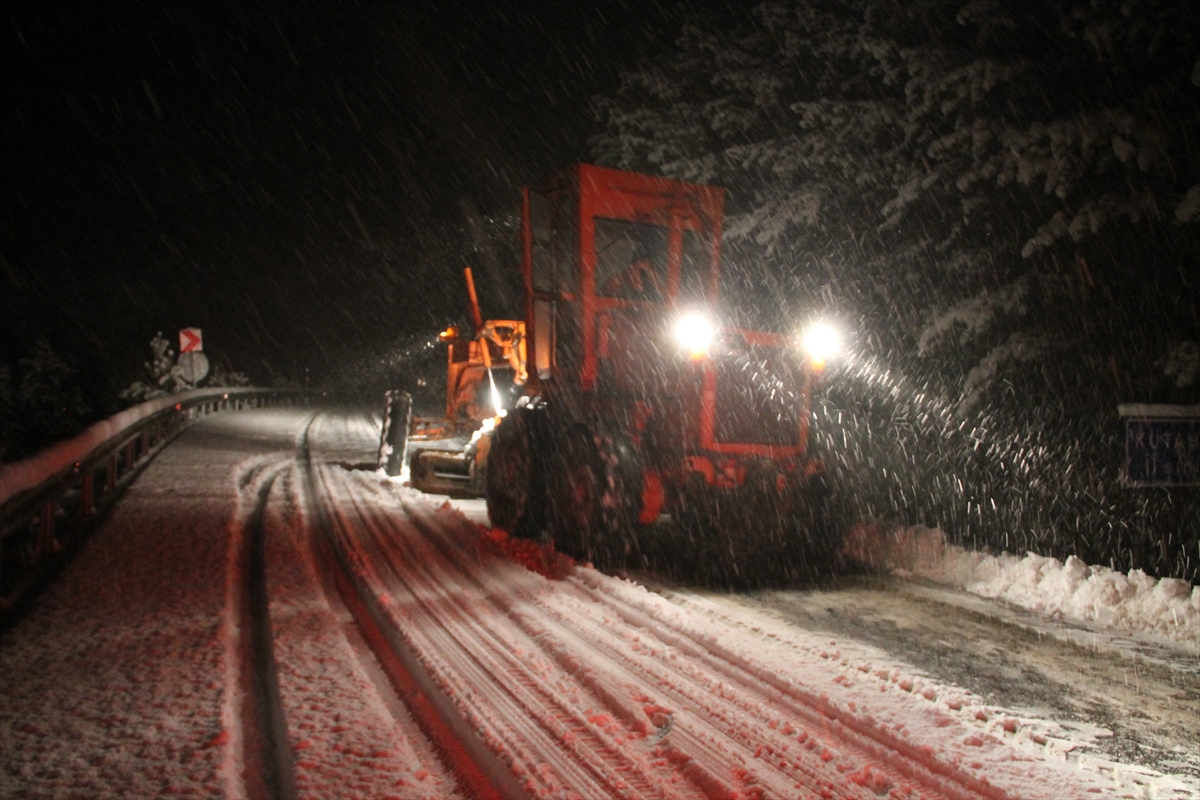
[222,455,298,800]
[398,499,821,799]
[300,415,526,800]
[346,486,697,799]
[367,474,882,798]
[262,413,464,799]
[564,568,1000,798]
[399,498,984,800]
[298,410,1119,799]
[396,492,1127,799]
[318,467,604,798]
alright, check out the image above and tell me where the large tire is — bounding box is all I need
[377,390,412,476]
[547,425,606,564]
[485,406,546,539]
[594,431,646,531]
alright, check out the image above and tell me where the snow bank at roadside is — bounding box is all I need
[842,524,1200,646]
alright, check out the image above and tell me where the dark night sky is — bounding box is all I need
[3,1,722,404]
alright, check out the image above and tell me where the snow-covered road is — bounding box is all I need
[2,407,1197,798]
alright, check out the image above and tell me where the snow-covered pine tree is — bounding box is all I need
[120,332,177,403]
[205,364,251,388]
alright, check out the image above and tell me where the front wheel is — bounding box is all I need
[377,390,412,476]
[485,406,545,539]
[547,425,608,565]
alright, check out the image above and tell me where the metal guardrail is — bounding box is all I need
[0,388,305,625]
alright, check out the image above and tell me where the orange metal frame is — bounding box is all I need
[522,164,725,389]
[697,329,811,459]
[520,164,809,462]
[575,164,724,392]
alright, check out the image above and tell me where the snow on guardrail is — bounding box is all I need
[0,388,275,507]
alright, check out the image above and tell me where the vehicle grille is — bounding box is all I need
[711,348,802,448]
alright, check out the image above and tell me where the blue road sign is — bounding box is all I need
[1119,405,1200,487]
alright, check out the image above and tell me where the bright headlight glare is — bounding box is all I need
[674,313,715,358]
[803,323,840,363]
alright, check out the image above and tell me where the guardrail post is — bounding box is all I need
[126,438,138,470]
[79,472,94,519]
[107,453,118,492]
[36,501,57,558]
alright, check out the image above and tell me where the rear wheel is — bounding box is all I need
[485,406,545,539]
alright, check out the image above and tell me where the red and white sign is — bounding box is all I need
[179,328,203,353]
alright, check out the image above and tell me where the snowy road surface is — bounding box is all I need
[2,407,1197,798]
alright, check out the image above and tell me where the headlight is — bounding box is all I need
[802,323,840,368]
[674,313,715,360]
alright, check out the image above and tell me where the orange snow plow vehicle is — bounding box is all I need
[483,165,838,567]
[404,268,527,496]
